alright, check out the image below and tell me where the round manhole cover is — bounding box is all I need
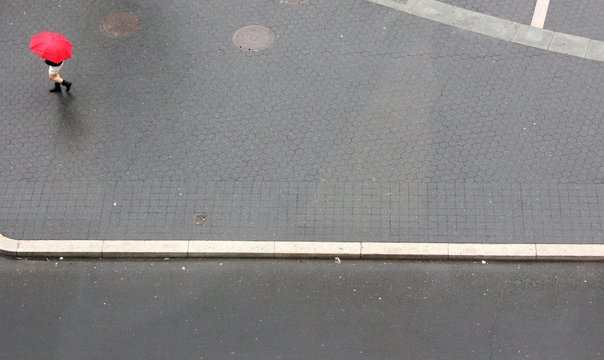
[280,0,308,4]
[232,25,274,51]
[101,12,142,38]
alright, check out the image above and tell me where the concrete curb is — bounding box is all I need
[368,0,604,62]
[1,234,603,261]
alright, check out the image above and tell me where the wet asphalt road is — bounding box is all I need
[0,258,602,359]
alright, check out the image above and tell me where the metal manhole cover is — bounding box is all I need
[232,25,274,51]
[101,12,142,38]
[280,0,308,3]
[193,213,208,226]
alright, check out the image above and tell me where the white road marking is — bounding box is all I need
[531,0,551,28]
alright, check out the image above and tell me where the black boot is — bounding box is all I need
[61,80,72,92]
[49,82,61,92]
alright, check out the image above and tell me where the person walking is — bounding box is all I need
[46,59,71,92]
[30,32,73,93]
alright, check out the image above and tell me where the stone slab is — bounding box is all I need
[468,14,519,41]
[16,240,103,257]
[512,24,554,49]
[408,0,457,25]
[1,239,604,261]
[102,240,189,258]
[585,40,604,62]
[548,33,590,57]
[361,242,448,259]
[449,243,536,260]
[450,7,485,31]
[273,241,361,258]
[188,241,274,257]
[536,244,604,261]
[1,0,604,249]
[0,234,18,256]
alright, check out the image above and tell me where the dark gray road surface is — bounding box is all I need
[439,0,534,23]
[1,0,604,242]
[0,258,602,359]
[546,0,604,40]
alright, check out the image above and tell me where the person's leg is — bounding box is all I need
[49,73,63,92]
[60,78,71,92]
[49,82,61,92]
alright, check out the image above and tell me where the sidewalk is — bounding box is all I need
[1,0,603,251]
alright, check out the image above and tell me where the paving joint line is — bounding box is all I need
[1,234,604,261]
[367,0,604,62]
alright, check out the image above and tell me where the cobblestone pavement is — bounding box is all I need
[545,0,604,41]
[1,0,603,242]
[438,0,534,24]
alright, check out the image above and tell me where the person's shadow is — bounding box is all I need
[55,92,87,143]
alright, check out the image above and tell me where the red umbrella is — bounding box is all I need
[30,32,73,63]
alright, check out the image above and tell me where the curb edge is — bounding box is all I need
[367,0,604,62]
[2,234,604,261]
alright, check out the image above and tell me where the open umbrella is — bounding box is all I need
[30,32,73,63]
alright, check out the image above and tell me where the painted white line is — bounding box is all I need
[531,0,550,29]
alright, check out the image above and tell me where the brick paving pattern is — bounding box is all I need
[1,181,602,243]
[1,0,603,242]
[438,0,535,24]
[545,0,604,41]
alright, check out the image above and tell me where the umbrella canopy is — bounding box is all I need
[30,32,73,63]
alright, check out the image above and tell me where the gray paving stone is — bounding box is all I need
[449,7,484,31]
[512,25,555,49]
[1,180,604,243]
[408,0,456,25]
[0,0,603,243]
[467,15,519,41]
[548,33,590,57]
[586,40,604,62]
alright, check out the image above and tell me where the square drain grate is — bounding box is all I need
[193,213,208,226]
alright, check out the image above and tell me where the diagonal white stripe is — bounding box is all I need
[531,0,551,28]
